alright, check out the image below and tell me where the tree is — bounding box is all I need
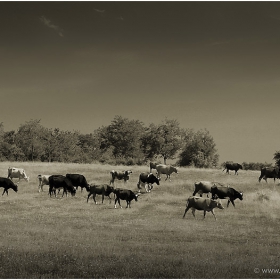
[142,119,183,164]
[95,115,146,164]
[15,119,46,161]
[273,151,280,166]
[178,129,219,168]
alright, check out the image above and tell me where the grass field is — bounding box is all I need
[0,161,279,279]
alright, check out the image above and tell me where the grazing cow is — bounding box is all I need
[8,167,29,182]
[183,196,224,220]
[193,181,219,197]
[211,185,243,207]
[0,177,18,196]
[258,167,280,183]
[87,184,114,204]
[113,188,139,208]
[38,174,51,192]
[66,174,90,192]
[48,175,76,197]
[223,162,243,175]
[155,164,178,181]
[149,161,160,173]
[109,170,132,186]
[137,172,160,192]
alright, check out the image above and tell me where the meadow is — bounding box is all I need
[0,161,279,279]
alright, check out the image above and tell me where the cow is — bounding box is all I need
[8,167,29,182]
[211,185,243,207]
[258,167,280,183]
[113,188,139,208]
[66,174,90,192]
[183,196,224,220]
[87,184,114,204]
[38,174,51,192]
[48,175,76,198]
[223,162,243,175]
[193,181,219,197]
[149,161,160,173]
[109,170,132,186]
[137,172,160,192]
[155,164,178,181]
[0,177,18,196]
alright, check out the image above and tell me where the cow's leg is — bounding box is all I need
[87,193,91,203]
[93,194,97,204]
[183,204,191,218]
[210,210,217,220]
[228,199,235,207]
[126,200,129,208]
[115,197,122,208]
[258,175,263,183]
[192,209,196,219]
[2,188,8,196]
[101,194,105,204]
[108,195,111,204]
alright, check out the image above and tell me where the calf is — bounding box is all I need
[114,188,139,208]
[38,174,51,192]
[137,172,160,192]
[109,170,132,186]
[0,177,18,196]
[183,196,224,220]
[8,167,29,182]
[211,185,243,207]
[66,174,90,192]
[87,184,114,204]
[48,175,76,198]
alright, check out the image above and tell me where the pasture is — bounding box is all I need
[0,161,279,278]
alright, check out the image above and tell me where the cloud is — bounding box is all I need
[40,16,64,37]
[94,9,105,13]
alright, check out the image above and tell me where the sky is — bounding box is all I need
[1,1,280,164]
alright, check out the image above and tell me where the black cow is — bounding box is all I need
[258,167,279,183]
[49,175,76,197]
[137,172,160,192]
[66,174,90,192]
[223,162,243,175]
[110,170,132,186]
[113,188,139,208]
[211,185,243,207]
[0,177,18,196]
[87,184,115,204]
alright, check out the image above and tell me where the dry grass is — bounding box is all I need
[0,162,279,278]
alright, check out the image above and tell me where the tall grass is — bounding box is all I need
[0,162,279,278]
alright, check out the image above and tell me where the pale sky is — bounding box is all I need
[1,1,280,164]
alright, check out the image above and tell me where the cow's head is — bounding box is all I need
[71,188,76,196]
[12,184,18,193]
[211,199,224,210]
[24,176,29,182]
[149,174,160,185]
[237,191,243,201]
[238,164,243,169]
[134,193,139,201]
[171,166,178,174]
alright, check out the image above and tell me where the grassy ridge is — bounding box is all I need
[0,162,279,278]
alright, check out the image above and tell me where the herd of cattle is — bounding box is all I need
[0,163,279,219]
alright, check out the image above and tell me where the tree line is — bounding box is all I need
[0,116,279,169]
[0,116,219,167]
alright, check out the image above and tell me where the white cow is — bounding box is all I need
[8,167,29,183]
[38,174,51,192]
